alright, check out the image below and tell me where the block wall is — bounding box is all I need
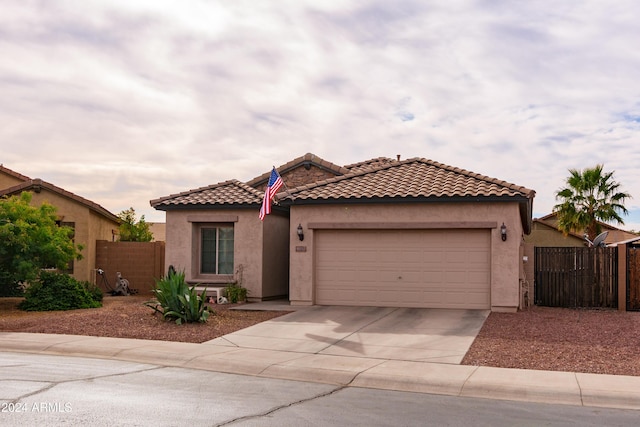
[95,241,165,295]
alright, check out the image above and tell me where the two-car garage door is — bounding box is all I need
[315,229,491,309]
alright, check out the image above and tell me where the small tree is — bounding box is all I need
[0,192,83,295]
[118,207,153,242]
[553,164,631,241]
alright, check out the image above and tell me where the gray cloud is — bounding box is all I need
[1,0,640,229]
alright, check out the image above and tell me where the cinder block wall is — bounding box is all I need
[95,241,165,295]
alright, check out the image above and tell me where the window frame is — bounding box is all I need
[192,222,235,282]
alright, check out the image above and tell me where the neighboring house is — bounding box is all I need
[151,154,535,312]
[148,222,166,242]
[525,213,638,247]
[525,215,586,248]
[521,213,639,291]
[608,235,640,247]
[0,165,121,284]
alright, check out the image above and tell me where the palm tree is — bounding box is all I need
[553,164,631,241]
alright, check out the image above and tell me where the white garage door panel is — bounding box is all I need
[315,229,491,309]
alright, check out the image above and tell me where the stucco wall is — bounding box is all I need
[148,222,166,241]
[164,209,279,300]
[524,222,584,247]
[261,214,289,300]
[28,190,119,283]
[289,201,525,312]
[521,242,535,308]
[0,173,25,189]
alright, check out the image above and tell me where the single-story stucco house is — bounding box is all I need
[150,154,535,312]
[524,213,638,248]
[521,213,640,286]
[0,164,121,284]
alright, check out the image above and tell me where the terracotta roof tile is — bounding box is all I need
[0,164,31,181]
[150,156,535,215]
[281,158,535,202]
[344,157,396,173]
[150,179,264,209]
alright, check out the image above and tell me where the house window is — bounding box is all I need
[200,225,234,275]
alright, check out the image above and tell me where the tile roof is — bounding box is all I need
[0,164,32,181]
[535,213,638,243]
[150,154,397,209]
[344,157,396,173]
[150,155,536,235]
[280,157,535,202]
[246,153,348,188]
[0,178,120,223]
[150,179,264,209]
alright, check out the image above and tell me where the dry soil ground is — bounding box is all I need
[1,296,639,376]
[0,295,289,343]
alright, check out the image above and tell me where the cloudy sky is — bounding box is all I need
[2,1,640,231]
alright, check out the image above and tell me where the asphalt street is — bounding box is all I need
[1,352,639,427]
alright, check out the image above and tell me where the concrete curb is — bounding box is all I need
[460,366,583,406]
[1,332,640,410]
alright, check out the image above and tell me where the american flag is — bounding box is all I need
[259,167,284,220]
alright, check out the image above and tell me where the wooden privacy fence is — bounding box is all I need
[535,247,618,308]
[628,246,640,311]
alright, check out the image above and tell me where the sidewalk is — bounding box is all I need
[1,330,639,411]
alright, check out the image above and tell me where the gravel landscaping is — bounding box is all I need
[1,296,639,377]
[462,305,640,377]
[0,295,290,343]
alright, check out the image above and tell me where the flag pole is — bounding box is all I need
[274,165,295,202]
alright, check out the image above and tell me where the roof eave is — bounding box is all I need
[1,180,121,224]
[281,194,534,233]
[280,194,532,206]
[153,203,290,215]
[153,203,262,211]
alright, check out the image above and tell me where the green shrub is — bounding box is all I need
[19,271,102,311]
[0,271,24,297]
[146,270,209,324]
[224,283,248,303]
[85,281,104,302]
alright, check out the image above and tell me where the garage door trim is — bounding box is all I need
[314,229,491,309]
[308,221,497,230]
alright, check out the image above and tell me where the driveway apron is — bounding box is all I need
[204,306,489,364]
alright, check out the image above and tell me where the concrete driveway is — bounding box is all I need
[205,305,489,364]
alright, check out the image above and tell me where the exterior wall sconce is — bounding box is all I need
[297,224,304,241]
[500,223,507,241]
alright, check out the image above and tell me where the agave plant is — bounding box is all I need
[146,269,209,324]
